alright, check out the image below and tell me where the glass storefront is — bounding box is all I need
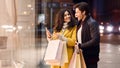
[0,0,73,68]
[0,0,42,68]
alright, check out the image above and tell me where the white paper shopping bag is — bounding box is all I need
[44,39,64,65]
[60,41,68,66]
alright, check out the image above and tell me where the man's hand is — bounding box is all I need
[75,42,80,54]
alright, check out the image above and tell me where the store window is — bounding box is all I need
[0,0,73,68]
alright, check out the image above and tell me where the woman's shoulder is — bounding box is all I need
[68,25,77,30]
[73,25,77,29]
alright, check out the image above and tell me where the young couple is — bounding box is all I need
[46,2,100,68]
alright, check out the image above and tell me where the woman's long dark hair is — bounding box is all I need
[54,8,77,32]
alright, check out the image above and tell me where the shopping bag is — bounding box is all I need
[44,40,68,66]
[79,49,86,68]
[44,40,63,65]
[76,54,81,68]
[60,41,68,66]
[68,51,77,68]
[69,49,86,68]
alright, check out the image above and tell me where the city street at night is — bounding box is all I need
[99,34,120,68]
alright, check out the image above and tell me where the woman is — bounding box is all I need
[46,8,77,68]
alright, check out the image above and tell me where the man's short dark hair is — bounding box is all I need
[73,2,90,15]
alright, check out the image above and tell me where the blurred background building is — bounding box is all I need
[36,0,120,36]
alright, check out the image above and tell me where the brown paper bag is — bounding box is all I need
[79,49,86,68]
[68,52,77,68]
[69,49,86,68]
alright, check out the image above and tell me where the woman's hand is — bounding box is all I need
[52,33,59,39]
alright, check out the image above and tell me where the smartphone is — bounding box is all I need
[45,27,52,38]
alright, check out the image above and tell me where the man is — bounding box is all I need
[73,2,100,68]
